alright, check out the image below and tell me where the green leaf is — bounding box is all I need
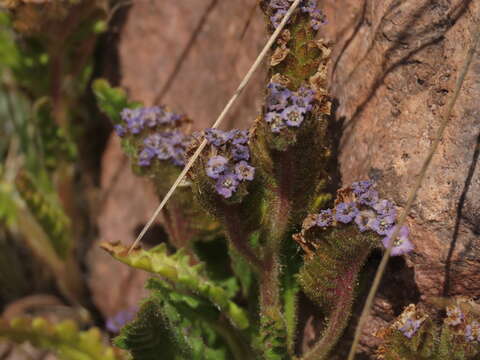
[92,79,141,123]
[0,317,124,360]
[101,242,249,330]
[115,298,184,360]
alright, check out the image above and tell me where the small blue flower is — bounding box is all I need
[399,318,422,339]
[267,81,284,93]
[162,111,182,124]
[265,111,283,124]
[352,180,374,196]
[125,113,144,134]
[234,161,255,181]
[156,142,174,160]
[267,88,291,112]
[354,210,376,232]
[205,129,229,147]
[465,320,480,342]
[232,144,250,161]
[270,9,287,28]
[358,189,379,207]
[141,107,162,128]
[206,156,229,179]
[170,149,186,166]
[114,124,126,137]
[230,129,249,145]
[106,307,138,333]
[335,202,359,224]
[373,199,397,220]
[382,225,413,256]
[138,147,156,167]
[282,105,305,127]
[371,215,395,235]
[215,172,239,198]
[445,305,464,326]
[301,0,317,13]
[120,108,140,122]
[316,209,333,227]
[310,9,327,30]
[269,0,290,9]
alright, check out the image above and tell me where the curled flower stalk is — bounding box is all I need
[297,182,414,359]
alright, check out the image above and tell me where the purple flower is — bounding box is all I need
[138,147,156,167]
[206,156,229,179]
[120,108,140,122]
[382,225,414,256]
[373,199,397,221]
[301,0,317,12]
[215,172,239,198]
[354,210,376,232]
[310,9,327,30]
[267,88,291,111]
[358,189,379,207]
[205,129,230,147]
[125,114,144,134]
[352,180,374,196]
[156,142,174,160]
[371,216,395,235]
[106,307,138,333]
[114,124,126,137]
[445,305,464,326]
[316,209,333,227]
[270,10,287,28]
[141,107,162,128]
[164,130,186,145]
[282,105,305,127]
[161,111,182,124]
[143,134,173,160]
[269,0,289,9]
[265,111,283,124]
[230,129,249,145]
[292,86,314,111]
[232,144,250,161]
[234,161,255,181]
[267,81,284,93]
[335,202,359,224]
[399,318,422,339]
[465,320,480,342]
[170,148,186,166]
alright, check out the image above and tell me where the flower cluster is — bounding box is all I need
[308,180,414,256]
[115,106,191,167]
[268,0,327,30]
[204,129,255,198]
[443,299,480,343]
[138,131,190,167]
[393,304,426,339]
[264,82,315,133]
[466,320,480,343]
[116,106,183,136]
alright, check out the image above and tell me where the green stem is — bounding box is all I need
[213,318,255,360]
[301,248,371,360]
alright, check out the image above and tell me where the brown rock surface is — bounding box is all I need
[321,0,480,355]
[87,135,151,318]
[118,0,266,130]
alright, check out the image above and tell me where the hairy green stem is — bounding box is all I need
[223,207,262,271]
[213,318,254,360]
[302,247,371,360]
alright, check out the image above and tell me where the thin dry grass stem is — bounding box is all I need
[347,17,480,360]
[129,0,303,253]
